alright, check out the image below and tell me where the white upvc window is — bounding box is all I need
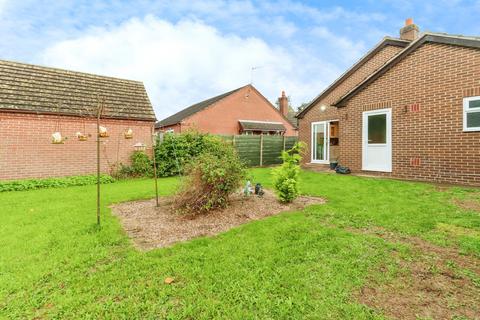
[463,96,480,131]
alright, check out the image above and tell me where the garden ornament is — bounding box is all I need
[244,180,253,196]
[255,183,264,197]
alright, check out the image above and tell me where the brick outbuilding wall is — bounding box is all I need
[298,45,404,162]
[0,112,154,180]
[299,42,480,186]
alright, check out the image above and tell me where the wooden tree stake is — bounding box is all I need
[151,125,159,207]
[96,97,106,226]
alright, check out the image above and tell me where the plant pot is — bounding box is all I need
[124,129,133,139]
[78,135,88,141]
[99,126,108,137]
[329,161,338,170]
[51,132,66,144]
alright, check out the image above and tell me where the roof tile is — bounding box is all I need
[0,60,156,120]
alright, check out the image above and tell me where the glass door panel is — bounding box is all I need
[312,122,327,162]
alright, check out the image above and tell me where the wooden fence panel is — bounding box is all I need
[230,135,298,167]
[160,134,298,167]
[261,136,284,165]
[233,135,262,166]
[285,136,298,151]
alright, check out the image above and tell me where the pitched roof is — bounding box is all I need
[0,59,156,121]
[296,37,410,118]
[156,86,246,128]
[239,120,286,131]
[334,32,480,107]
[286,106,298,128]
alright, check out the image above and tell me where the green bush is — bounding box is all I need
[155,131,230,177]
[173,137,246,214]
[0,174,115,192]
[115,151,153,179]
[272,142,305,203]
[131,151,153,177]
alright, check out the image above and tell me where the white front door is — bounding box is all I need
[362,108,392,172]
[311,121,329,163]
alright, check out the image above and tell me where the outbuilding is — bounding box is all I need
[0,59,156,180]
[155,84,297,136]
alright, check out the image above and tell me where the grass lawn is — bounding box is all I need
[1,169,479,319]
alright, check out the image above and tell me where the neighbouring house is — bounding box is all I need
[0,59,156,180]
[297,18,480,186]
[155,84,297,136]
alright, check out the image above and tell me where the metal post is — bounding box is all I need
[259,134,263,166]
[151,125,159,207]
[232,135,236,147]
[283,135,286,151]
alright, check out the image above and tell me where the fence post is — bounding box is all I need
[259,134,263,166]
[283,135,286,151]
[232,135,236,147]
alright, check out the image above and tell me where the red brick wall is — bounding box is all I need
[180,85,297,136]
[0,112,154,180]
[298,45,404,162]
[299,42,480,186]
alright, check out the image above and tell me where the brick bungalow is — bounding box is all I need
[0,59,156,180]
[297,19,480,186]
[155,84,297,136]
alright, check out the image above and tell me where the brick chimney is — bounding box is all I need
[400,18,420,41]
[278,90,288,116]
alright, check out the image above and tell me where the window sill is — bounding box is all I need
[310,161,329,165]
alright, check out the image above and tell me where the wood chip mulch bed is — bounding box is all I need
[111,190,325,250]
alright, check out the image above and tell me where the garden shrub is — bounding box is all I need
[272,142,305,203]
[114,151,153,179]
[130,151,153,177]
[155,131,230,177]
[0,174,115,192]
[172,137,246,214]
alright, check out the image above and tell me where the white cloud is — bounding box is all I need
[0,0,8,15]
[40,15,339,120]
[310,26,366,61]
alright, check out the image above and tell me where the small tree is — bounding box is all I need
[172,137,245,214]
[272,142,305,203]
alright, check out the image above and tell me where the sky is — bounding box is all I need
[1,1,480,120]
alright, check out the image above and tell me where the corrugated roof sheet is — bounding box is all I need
[0,59,156,120]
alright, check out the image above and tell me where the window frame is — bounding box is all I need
[463,96,480,132]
